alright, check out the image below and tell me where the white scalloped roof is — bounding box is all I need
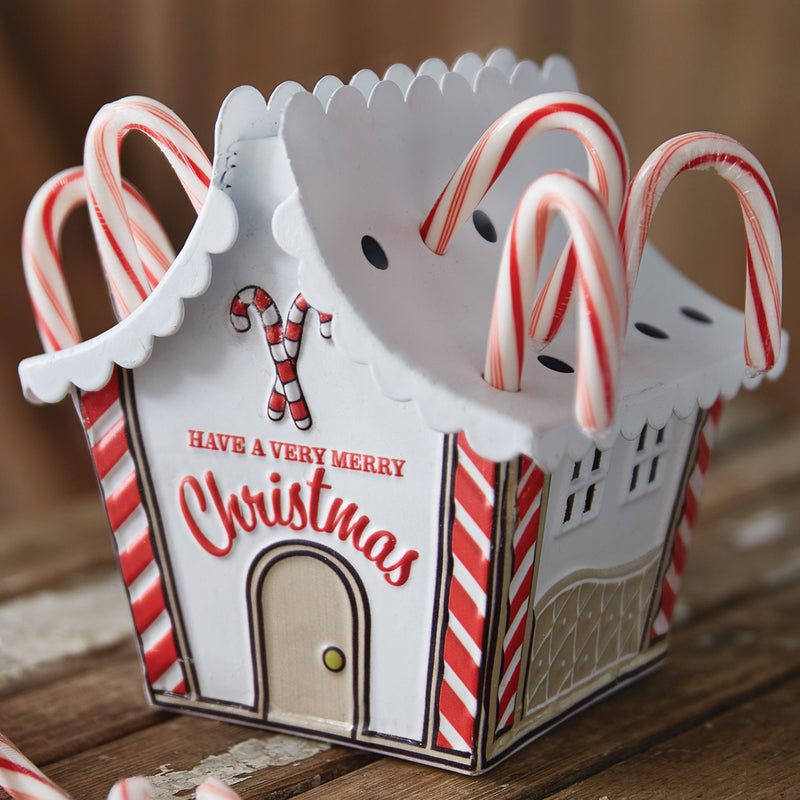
[18,50,787,469]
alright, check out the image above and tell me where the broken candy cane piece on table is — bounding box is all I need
[22,166,176,353]
[83,96,212,318]
[419,91,628,349]
[619,132,782,373]
[484,170,626,433]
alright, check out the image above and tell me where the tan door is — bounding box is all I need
[261,554,356,731]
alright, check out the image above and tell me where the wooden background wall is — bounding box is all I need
[1,0,797,517]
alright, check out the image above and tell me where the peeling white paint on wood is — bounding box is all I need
[146,736,330,799]
[0,574,131,687]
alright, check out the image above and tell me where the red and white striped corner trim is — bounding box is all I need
[436,433,496,754]
[495,456,545,734]
[80,368,188,694]
[651,398,724,639]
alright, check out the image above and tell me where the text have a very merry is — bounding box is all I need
[188,430,406,478]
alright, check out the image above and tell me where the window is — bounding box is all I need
[561,447,607,533]
[625,423,669,503]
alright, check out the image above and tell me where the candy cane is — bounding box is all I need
[106,778,152,800]
[84,96,212,318]
[230,286,312,430]
[485,171,626,433]
[196,778,243,800]
[620,132,782,373]
[284,293,333,359]
[0,731,73,800]
[22,166,176,353]
[420,93,628,254]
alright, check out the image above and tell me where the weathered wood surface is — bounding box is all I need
[1,395,798,799]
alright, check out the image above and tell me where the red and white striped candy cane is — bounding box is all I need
[230,286,312,430]
[196,778,243,800]
[620,132,782,372]
[420,93,628,255]
[284,292,333,359]
[0,730,72,800]
[485,171,626,433]
[84,96,212,318]
[106,777,152,800]
[22,166,176,353]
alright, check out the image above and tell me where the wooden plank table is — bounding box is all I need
[1,395,799,800]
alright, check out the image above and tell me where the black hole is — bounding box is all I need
[361,235,388,269]
[634,321,669,339]
[538,355,574,373]
[649,456,660,484]
[637,426,647,451]
[472,209,497,243]
[592,449,602,472]
[630,464,640,492]
[656,427,665,445]
[572,461,581,481]
[563,493,575,523]
[583,483,596,513]
[681,306,713,324]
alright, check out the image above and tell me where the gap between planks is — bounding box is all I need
[35,575,800,800]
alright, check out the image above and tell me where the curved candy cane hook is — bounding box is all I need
[22,166,175,353]
[84,96,212,317]
[620,132,782,373]
[420,92,629,256]
[485,171,627,433]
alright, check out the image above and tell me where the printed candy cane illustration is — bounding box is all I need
[620,132,782,372]
[485,171,626,433]
[284,292,333,358]
[230,287,331,430]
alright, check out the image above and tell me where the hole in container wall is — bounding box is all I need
[538,354,574,373]
[361,235,388,269]
[680,306,713,324]
[472,209,498,243]
[634,321,669,339]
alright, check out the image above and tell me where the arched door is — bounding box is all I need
[249,545,367,736]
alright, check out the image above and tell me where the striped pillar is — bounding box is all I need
[436,433,497,753]
[495,456,545,733]
[651,398,724,639]
[80,368,188,694]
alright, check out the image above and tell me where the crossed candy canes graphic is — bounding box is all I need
[230,286,332,430]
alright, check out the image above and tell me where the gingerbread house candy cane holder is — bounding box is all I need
[18,51,786,774]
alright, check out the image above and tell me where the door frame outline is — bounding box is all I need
[247,541,371,739]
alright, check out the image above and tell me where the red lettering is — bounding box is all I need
[204,432,219,451]
[179,475,233,557]
[251,439,266,457]
[312,447,326,465]
[269,441,283,459]
[377,457,391,475]
[324,498,370,549]
[382,549,419,586]
[188,430,204,448]
[217,434,231,451]
[177,467,417,585]
[363,454,376,473]
[285,443,298,461]
[391,458,406,477]
[331,450,347,468]
[306,467,333,532]
[298,445,312,463]
[232,436,246,454]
